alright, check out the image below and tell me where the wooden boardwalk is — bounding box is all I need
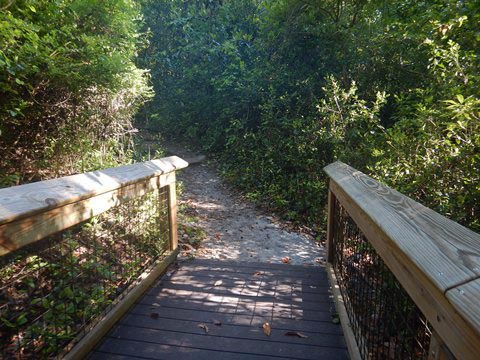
[90,259,348,360]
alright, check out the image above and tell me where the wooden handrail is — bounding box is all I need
[324,161,480,360]
[0,156,188,255]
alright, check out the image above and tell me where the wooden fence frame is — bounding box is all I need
[324,161,480,360]
[0,156,188,358]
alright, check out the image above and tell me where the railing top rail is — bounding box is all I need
[324,161,480,356]
[325,161,480,291]
[0,156,188,227]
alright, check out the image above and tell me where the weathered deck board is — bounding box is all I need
[90,259,348,360]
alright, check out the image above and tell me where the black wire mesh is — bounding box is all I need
[0,186,170,358]
[331,196,432,359]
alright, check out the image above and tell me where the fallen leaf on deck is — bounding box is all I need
[214,233,221,240]
[213,319,222,326]
[284,331,308,338]
[214,280,223,286]
[262,322,271,336]
[332,315,340,324]
[281,257,290,264]
[253,271,262,276]
[150,312,159,319]
[198,323,209,333]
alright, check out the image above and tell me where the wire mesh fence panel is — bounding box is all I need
[331,196,432,360]
[0,186,170,358]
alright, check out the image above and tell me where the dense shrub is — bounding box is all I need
[142,0,480,231]
[0,0,151,186]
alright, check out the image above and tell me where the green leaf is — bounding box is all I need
[17,313,28,326]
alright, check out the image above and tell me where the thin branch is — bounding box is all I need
[1,0,16,11]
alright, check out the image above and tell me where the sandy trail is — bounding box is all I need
[163,142,325,266]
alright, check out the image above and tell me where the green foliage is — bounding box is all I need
[0,191,168,357]
[370,5,480,229]
[143,0,478,231]
[0,0,151,185]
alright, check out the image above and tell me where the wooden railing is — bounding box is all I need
[0,156,188,358]
[324,161,480,360]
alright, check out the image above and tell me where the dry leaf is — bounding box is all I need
[150,312,159,319]
[281,257,290,264]
[213,319,222,326]
[214,280,223,286]
[214,233,221,240]
[332,315,340,324]
[253,271,262,276]
[262,322,271,336]
[285,331,308,339]
[198,323,209,333]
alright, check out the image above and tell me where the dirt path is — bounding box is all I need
[162,142,325,267]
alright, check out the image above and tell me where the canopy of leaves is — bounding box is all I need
[0,0,151,185]
[141,0,479,232]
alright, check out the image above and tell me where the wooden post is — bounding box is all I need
[167,181,178,251]
[428,331,455,360]
[326,184,336,263]
[324,161,480,359]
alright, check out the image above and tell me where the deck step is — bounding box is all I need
[90,259,348,360]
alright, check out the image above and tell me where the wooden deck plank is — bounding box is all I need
[95,338,312,360]
[183,258,323,273]
[119,314,346,346]
[151,281,329,300]
[91,259,347,359]
[446,279,480,341]
[142,289,329,310]
[103,324,347,360]
[137,297,331,320]
[158,274,329,293]
[150,277,329,301]
[130,303,333,323]
[177,264,323,278]
[90,352,146,360]
[142,290,330,311]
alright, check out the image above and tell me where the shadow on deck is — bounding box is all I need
[90,259,348,360]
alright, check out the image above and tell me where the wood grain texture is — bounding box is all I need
[324,161,480,359]
[326,189,335,263]
[326,264,362,360]
[324,161,480,290]
[446,279,480,343]
[91,259,348,360]
[0,156,188,226]
[119,315,345,347]
[0,172,175,255]
[167,180,178,251]
[328,178,480,359]
[428,331,455,360]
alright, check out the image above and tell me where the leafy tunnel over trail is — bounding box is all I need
[0,0,478,235]
[139,0,479,233]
